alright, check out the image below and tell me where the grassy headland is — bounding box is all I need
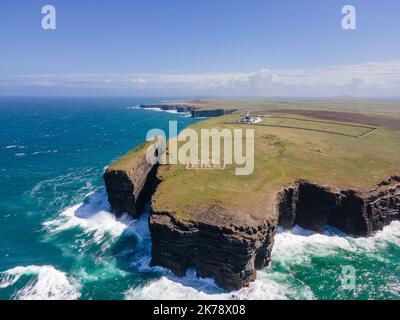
[151,100,400,225]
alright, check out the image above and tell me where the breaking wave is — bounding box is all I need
[35,186,400,300]
[124,220,400,300]
[273,222,400,266]
[0,265,80,300]
[43,188,132,253]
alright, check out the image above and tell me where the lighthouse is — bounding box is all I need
[239,109,261,124]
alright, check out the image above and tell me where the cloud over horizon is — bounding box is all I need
[1,60,400,97]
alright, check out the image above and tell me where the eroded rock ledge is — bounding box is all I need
[139,104,237,118]
[278,177,400,236]
[103,143,400,290]
[103,141,160,218]
[149,210,276,290]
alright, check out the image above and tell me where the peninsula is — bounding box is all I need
[139,103,237,118]
[104,99,400,290]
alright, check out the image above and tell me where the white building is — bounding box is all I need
[239,110,262,124]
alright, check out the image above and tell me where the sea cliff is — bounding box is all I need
[103,141,160,218]
[139,104,237,118]
[278,178,400,236]
[103,109,400,290]
[103,139,400,290]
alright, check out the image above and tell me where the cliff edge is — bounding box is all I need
[103,111,400,290]
[103,141,159,218]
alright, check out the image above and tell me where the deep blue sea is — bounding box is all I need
[0,97,399,300]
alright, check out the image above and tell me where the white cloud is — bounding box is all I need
[1,60,400,97]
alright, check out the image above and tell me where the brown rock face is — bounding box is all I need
[149,210,276,290]
[104,166,158,218]
[278,178,400,236]
[103,141,399,290]
[103,143,159,218]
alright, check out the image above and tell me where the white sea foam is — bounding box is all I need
[123,211,314,300]
[32,150,58,155]
[4,145,26,149]
[125,221,400,300]
[15,153,26,157]
[272,226,355,267]
[124,267,310,300]
[28,167,100,210]
[0,265,80,300]
[41,185,400,300]
[144,107,163,112]
[138,106,191,116]
[43,188,129,245]
[273,221,400,266]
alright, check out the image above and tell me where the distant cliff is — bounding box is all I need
[139,104,237,118]
[191,109,237,118]
[140,104,195,113]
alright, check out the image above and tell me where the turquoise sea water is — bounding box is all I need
[0,97,399,300]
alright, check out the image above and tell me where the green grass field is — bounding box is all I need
[180,98,400,117]
[152,112,400,224]
[247,116,376,137]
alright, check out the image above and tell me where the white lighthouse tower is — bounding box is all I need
[239,109,261,124]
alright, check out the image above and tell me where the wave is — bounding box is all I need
[135,107,191,116]
[43,188,130,247]
[124,267,311,300]
[125,221,400,300]
[27,167,100,212]
[0,265,80,300]
[273,221,400,266]
[32,150,58,155]
[39,186,400,300]
[3,145,26,149]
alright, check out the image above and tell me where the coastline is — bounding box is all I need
[103,104,400,290]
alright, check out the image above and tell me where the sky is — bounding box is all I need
[0,0,399,97]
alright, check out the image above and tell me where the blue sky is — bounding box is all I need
[0,0,399,96]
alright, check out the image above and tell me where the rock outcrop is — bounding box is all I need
[277,178,400,236]
[191,109,237,118]
[103,141,159,218]
[149,208,276,290]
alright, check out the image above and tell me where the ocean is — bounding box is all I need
[0,97,399,300]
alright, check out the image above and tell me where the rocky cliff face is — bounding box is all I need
[277,177,400,236]
[140,104,196,113]
[191,109,237,118]
[140,104,237,118]
[103,142,399,290]
[149,209,276,290]
[103,143,159,218]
